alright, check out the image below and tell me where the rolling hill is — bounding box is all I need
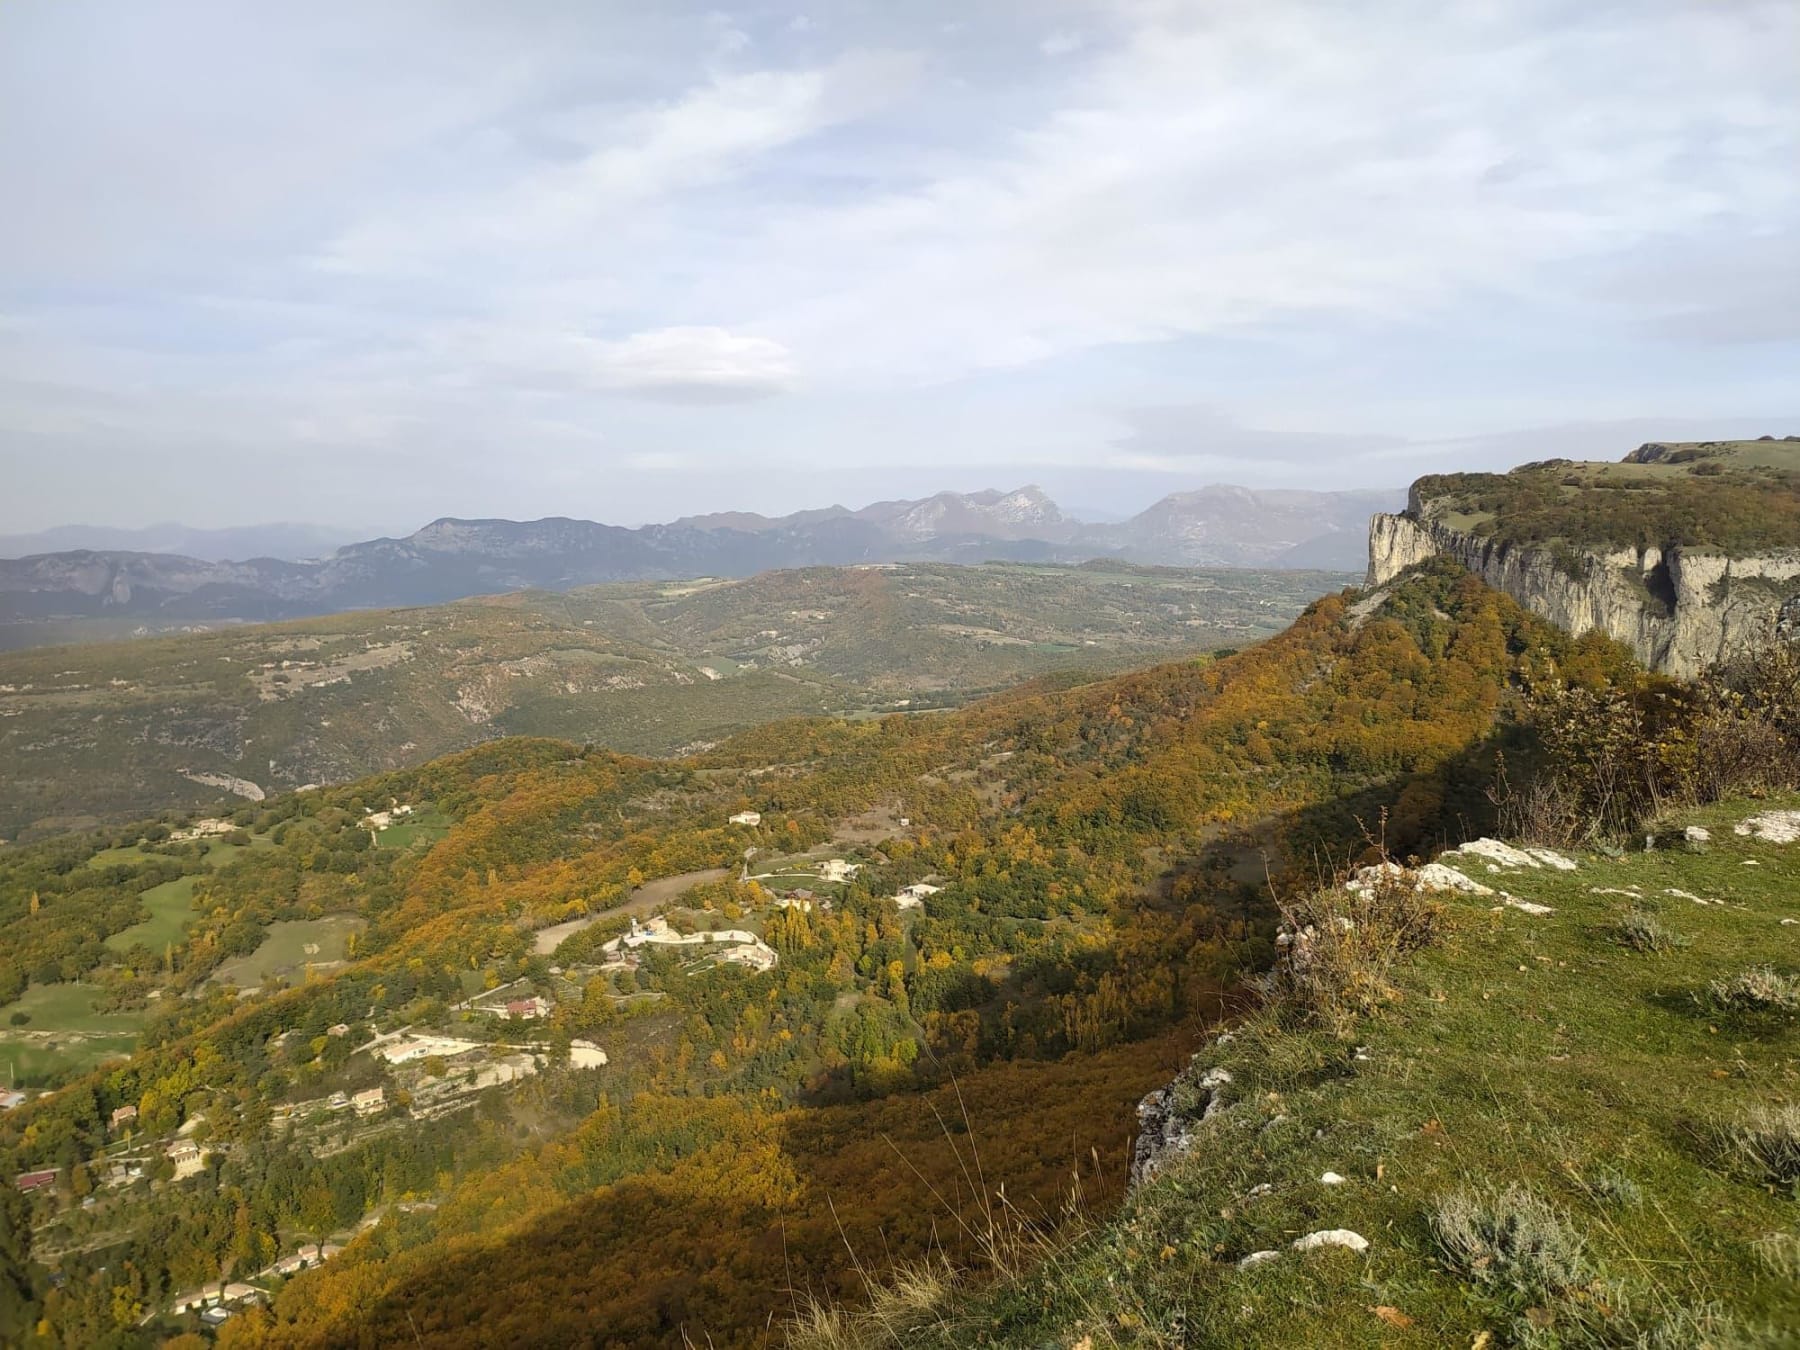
[0,560,1348,840]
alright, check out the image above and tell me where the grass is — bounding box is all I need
[104,874,199,953]
[0,983,144,1083]
[373,806,452,850]
[814,795,1800,1347]
[209,915,365,989]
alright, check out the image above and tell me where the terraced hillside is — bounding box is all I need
[0,560,1346,839]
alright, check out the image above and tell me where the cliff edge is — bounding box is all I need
[1366,437,1800,677]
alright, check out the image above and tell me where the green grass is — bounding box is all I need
[209,915,365,988]
[816,797,1800,1348]
[373,807,452,850]
[103,875,198,953]
[0,983,144,1082]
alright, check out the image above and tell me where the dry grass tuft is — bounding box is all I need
[1257,869,1443,1036]
[1706,966,1800,1014]
[1430,1184,1589,1301]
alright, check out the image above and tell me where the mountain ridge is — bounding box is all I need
[0,483,1400,644]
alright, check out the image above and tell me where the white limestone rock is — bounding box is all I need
[1292,1230,1369,1254]
[1735,810,1800,843]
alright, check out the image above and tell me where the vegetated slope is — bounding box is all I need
[0,560,1344,841]
[1370,437,1800,678]
[0,563,1638,1346]
[0,484,1402,646]
[838,808,1800,1347]
[1410,437,1800,553]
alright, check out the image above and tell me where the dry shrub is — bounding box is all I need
[1430,1184,1589,1301]
[1705,967,1800,1015]
[1258,869,1442,1036]
[1612,908,1686,955]
[1727,1105,1800,1190]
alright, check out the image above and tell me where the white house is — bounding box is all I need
[728,810,763,827]
[893,882,943,911]
[351,1086,386,1116]
[819,859,860,883]
[167,1140,206,1180]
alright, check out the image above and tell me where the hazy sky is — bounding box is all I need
[3,0,1797,532]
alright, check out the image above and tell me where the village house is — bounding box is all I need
[272,1242,343,1276]
[167,1140,206,1180]
[893,882,943,911]
[728,810,763,826]
[110,1104,138,1130]
[352,1086,386,1117]
[505,995,550,1020]
[16,1169,56,1194]
[819,859,860,883]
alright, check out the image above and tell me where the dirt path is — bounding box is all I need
[533,866,730,955]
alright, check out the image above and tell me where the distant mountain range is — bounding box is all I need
[0,484,1399,635]
[0,521,363,563]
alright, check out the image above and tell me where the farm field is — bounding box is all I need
[209,915,366,989]
[0,982,144,1083]
[103,875,198,953]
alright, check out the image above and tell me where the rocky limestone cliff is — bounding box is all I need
[1366,511,1800,679]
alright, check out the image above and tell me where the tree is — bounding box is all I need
[0,1182,38,1340]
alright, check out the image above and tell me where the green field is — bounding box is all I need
[104,875,199,953]
[0,983,144,1083]
[210,915,366,989]
[373,807,452,850]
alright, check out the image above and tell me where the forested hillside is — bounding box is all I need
[0,561,1649,1346]
[0,560,1341,841]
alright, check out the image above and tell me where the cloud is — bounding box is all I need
[1,0,1796,530]
[1106,406,1403,474]
[315,46,921,277]
[589,326,797,402]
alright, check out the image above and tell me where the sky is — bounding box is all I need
[2,0,1797,534]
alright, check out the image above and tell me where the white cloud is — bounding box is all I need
[589,326,797,401]
[740,0,1800,384]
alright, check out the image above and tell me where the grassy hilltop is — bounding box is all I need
[812,806,1800,1347]
[1413,437,1800,554]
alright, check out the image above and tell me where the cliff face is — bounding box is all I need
[1366,512,1800,678]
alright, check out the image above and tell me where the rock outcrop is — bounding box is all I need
[1366,509,1800,680]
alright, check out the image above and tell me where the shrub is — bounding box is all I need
[1514,643,1800,843]
[1727,1105,1800,1190]
[1752,1230,1800,1279]
[1582,1167,1644,1210]
[1430,1185,1589,1300]
[1612,909,1686,954]
[1705,967,1800,1015]
[1257,870,1442,1037]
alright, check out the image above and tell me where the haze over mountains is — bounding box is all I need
[0,483,1398,641]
